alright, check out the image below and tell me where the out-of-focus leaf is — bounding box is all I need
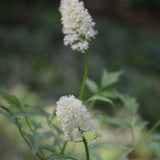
[86,95,113,105]
[150,134,160,141]
[95,114,131,129]
[30,119,43,129]
[101,89,118,98]
[52,123,63,135]
[94,142,129,150]
[144,142,160,159]
[24,104,49,117]
[0,105,17,124]
[0,104,11,112]
[46,153,75,160]
[42,131,55,139]
[46,154,65,160]
[90,149,102,160]
[16,111,29,117]
[66,153,82,160]
[135,120,149,128]
[53,137,63,146]
[86,78,98,93]
[0,92,22,109]
[101,70,123,88]
[39,144,56,153]
[116,153,128,160]
[23,132,41,155]
[118,93,139,114]
[8,113,17,124]
[0,109,9,117]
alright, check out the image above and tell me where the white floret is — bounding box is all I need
[87,138,96,147]
[59,0,97,53]
[56,95,100,144]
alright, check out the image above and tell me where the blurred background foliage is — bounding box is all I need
[0,0,160,159]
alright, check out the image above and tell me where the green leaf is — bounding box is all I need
[24,104,49,117]
[135,120,149,129]
[95,114,131,129]
[0,105,17,124]
[23,132,41,155]
[101,89,118,98]
[94,142,129,150]
[8,113,18,125]
[30,119,43,129]
[0,109,10,118]
[144,142,160,159]
[118,93,139,114]
[0,104,11,112]
[53,137,63,146]
[66,153,82,160]
[52,124,63,135]
[150,134,160,141]
[15,111,29,117]
[85,95,113,105]
[0,92,22,109]
[0,105,10,117]
[42,131,55,139]
[101,70,123,88]
[90,149,102,160]
[46,153,75,160]
[39,144,56,153]
[116,153,128,160]
[86,78,98,93]
[46,154,65,160]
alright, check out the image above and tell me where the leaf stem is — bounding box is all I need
[61,141,67,154]
[15,118,43,160]
[79,51,89,100]
[25,117,34,133]
[130,112,135,146]
[127,119,160,156]
[82,136,89,160]
[25,117,45,159]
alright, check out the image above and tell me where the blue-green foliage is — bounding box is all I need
[0,69,160,160]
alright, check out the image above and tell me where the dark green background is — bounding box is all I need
[1,0,160,126]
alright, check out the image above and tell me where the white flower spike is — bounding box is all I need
[59,0,97,53]
[56,95,100,146]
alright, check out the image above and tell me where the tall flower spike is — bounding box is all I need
[56,95,100,146]
[59,0,97,53]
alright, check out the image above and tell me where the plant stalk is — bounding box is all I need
[127,119,160,156]
[83,136,89,160]
[130,112,135,146]
[25,117,45,159]
[61,141,67,154]
[79,51,89,100]
[16,118,43,160]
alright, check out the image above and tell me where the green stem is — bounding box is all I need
[130,113,135,146]
[79,51,89,100]
[82,136,89,160]
[60,51,89,155]
[15,118,43,160]
[25,117,45,159]
[61,141,67,154]
[126,119,160,156]
[25,117,34,133]
[139,120,160,144]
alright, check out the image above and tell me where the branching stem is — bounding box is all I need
[127,119,160,156]
[25,117,45,159]
[16,118,43,160]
